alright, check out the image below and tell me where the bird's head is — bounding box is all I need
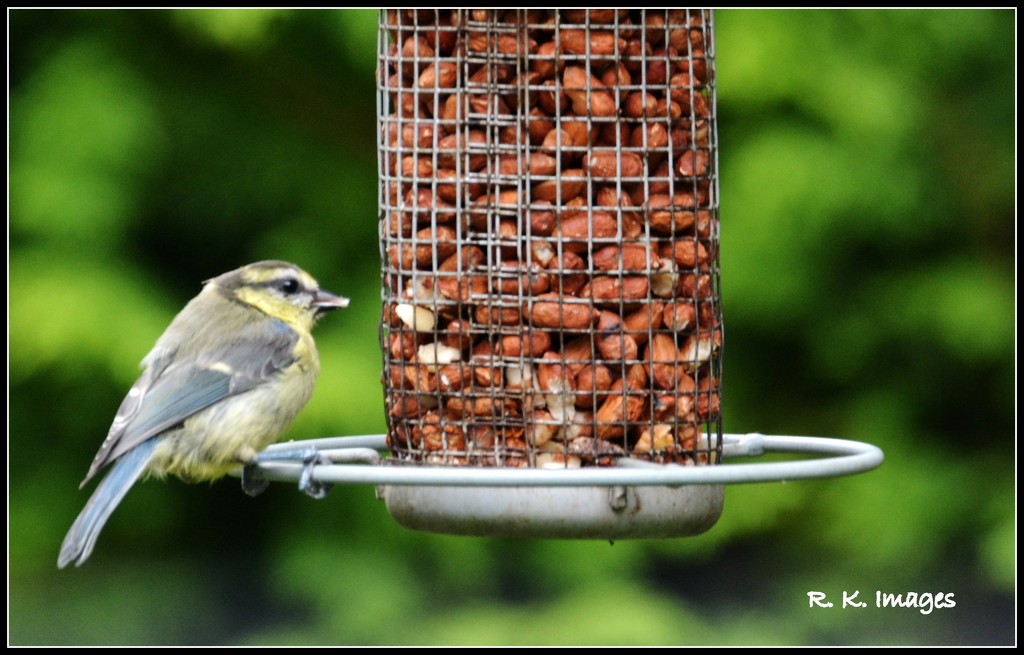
[208,260,349,332]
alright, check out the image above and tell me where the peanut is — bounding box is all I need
[580,276,649,303]
[528,293,598,330]
[498,329,552,358]
[584,151,643,179]
[555,211,619,252]
[591,244,657,272]
[595,379,644,440]
[562,67,617,118]
[558,29,623,57]
[418,61,457,89]
[575,363,613,408]
[531,169,586,202]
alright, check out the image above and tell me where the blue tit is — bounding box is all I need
[58,260,348,568]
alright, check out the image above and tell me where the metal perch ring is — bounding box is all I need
[247,433,883,540]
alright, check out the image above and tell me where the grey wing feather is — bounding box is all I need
[82,317,299,484]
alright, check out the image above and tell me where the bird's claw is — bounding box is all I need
[253,446,333,499]
[241,463,271,497]
[298,450,333,499]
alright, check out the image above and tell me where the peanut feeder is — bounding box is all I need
[378,9,722,472]
[229,13,880,539]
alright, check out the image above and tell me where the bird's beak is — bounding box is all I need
[314,289,350,313]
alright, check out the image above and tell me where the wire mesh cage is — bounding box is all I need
[377,9,721,472]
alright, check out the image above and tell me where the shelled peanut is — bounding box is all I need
[379,9,721,466]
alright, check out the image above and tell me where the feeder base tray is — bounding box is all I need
[379,484,725,540]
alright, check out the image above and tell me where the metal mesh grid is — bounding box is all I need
[377,9,721,468]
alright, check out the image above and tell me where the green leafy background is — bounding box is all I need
[8,9,1014,645]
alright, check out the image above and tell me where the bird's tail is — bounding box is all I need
[58,440,155,568]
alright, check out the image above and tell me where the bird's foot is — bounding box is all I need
[254,447,333,499]
[299,450,333,500]
[241,463,271,497]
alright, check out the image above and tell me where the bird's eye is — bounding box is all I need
[280,278,301,295]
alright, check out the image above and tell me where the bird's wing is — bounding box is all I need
[82,318,300,485]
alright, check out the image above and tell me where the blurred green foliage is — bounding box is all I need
[8,9,1014,646]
